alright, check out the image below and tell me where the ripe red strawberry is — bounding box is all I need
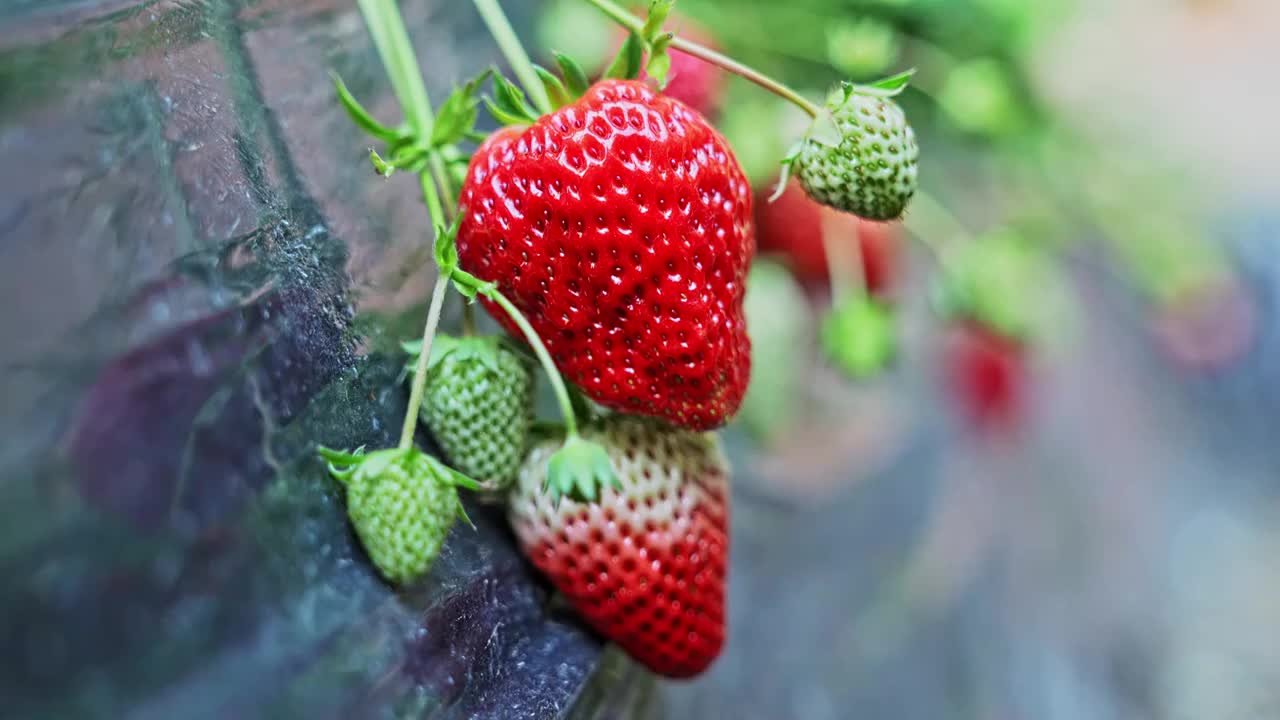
[942,322,1027,431]
[508,416,729,678]
[757,180,898,295]
[456,79,754,431]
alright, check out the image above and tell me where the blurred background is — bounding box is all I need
[3,0,1280,717]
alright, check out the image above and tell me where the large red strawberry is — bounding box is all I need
[942,321,1027,431]
[456,80,754,431]
[508,415,729,678]
[757,180,898,295]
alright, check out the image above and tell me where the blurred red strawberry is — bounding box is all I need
[943,322,1026,431]
[756,180,899,295]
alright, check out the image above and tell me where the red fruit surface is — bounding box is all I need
[457,80,754,431]
[943,322,1026,430]
[756,181,898,294]
[508,416,729,678]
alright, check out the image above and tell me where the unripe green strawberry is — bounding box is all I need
[792,81,918,221]
[318,446,478,585]
[405,335,534,489]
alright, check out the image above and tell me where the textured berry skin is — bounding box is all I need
[757,180,898,293]
[341,449,466,585]
[457,80,754,431]
[795,86,918,221]
[508,416,729,678]
[422,336,533,488]
[943,323,1026,431]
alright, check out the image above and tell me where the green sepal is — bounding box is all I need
[822,297,897,379]
[852,68,916,98]
[603,32,644,81]
[317,444,368,484]
[486,73,540,126]
[768,142,804,203]
[449,268,494,301]
[431,70,490,147]
[645,32,674,89]
[553,51,591,97]
[331,72,402,143]
[543,434,620,506]
[370,149,394,177]
[403,334,508,382]
[534,65,572,108]
[641,0,676,42]
[433,216,463,274]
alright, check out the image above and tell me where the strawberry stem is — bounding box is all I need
[900,189,971,271]
[473,0,554,115]
[484,287,582,438]
[399,270,451,450]
[581,0,823,117]
[822,208,866,303]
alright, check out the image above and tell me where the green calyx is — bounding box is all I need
[333,69,488,178]
[781,71,919,221]
[603,0,676,87]
[544,433,621,506]
[822,296,897,379]
[316,445,480,584]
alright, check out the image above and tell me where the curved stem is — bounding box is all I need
[357,0,435,137]
[399,271,450,449]
[473,0,553,114]
[486,289,579,437]
[901,190,970,270]
[581,0,822,117]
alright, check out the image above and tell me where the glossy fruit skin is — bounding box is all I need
[422,336,533,489]
[457,80,754,431]
[756,180,898,294]
[943,322,1026,431]
[508,416,729,678]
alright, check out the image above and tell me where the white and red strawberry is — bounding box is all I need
[508,415,729,678]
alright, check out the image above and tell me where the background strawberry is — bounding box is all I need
[457,79,754,431]
[508,415,729,678]
[942,322,1027,431]
[756,180,899,294]
[405,334,534,490]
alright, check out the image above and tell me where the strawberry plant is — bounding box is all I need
[314,0,921,676]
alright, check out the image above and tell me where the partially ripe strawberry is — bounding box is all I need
[457,80,754,431]
[508,416,729,678]
[318,446,479,584]
[793,83,918,221]
[757,180,898,293]
[942,322,1026,431]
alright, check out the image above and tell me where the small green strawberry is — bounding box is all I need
[787,73,919,221]
[404,334,534,490]
[317,446,478,585]
[822,296,897,379]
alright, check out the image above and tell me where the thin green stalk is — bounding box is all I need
[357,0,435,137]
[473,0,553,114]
[399,271,450,449]
[487,289,580,437]
[823,213,865,303]
[902,190,970,269]
[581,0,822,117]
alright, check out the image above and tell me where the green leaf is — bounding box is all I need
[331,71,401,142]
[543,435,620,505]
[641,0,676,42]
[645,33,673,89]
[603,32,644,81]
[449,267,492,300]
[534,65,572,109]
[430,69,492,147]
[433,216,462,274]
[553,51,591,97]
